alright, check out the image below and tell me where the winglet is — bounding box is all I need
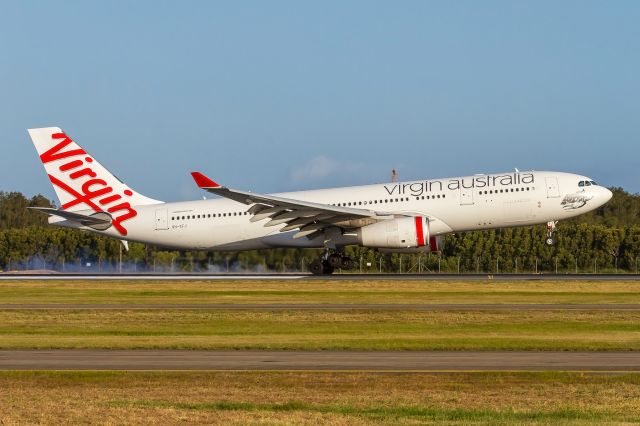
[191,171,220,188]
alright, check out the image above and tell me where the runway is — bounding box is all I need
[2,303,640,311]
[1,350,639,371]
[2,273,640,281]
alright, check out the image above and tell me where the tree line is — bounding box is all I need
[1,188,639,273]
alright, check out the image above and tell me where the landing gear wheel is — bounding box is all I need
[545,237,555,246]
[309,260,323,275]
[310,259,335,275]
[340,257,355,270]
[328,253,343,268]
[326,253,355,270]
[321,260,334,275]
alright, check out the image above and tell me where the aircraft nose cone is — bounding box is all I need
[602,187,613,203]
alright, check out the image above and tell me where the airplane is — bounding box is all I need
[27,127,613,274]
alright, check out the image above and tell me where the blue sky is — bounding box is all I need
[2,1,639,203]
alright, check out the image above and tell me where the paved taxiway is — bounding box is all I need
[2,273,640,281]
[2,303,640,311]
[1,350,639,371]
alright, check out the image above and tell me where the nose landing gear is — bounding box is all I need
[545,221,558,246]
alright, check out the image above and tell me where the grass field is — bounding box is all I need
[2,279,640,350]
[2,279,640,304]
[3,279,640,424]
[1,371,640,425]
[2,309,640,350]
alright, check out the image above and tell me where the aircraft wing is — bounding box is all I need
[191,172,393,238]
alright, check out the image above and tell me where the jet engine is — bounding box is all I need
[356,216,442,251]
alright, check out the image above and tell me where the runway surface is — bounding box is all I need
[2,273,640,281]
[2,303,640,311]
[1,350,639,371]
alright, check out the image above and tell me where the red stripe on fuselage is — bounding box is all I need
[415,216,425,247]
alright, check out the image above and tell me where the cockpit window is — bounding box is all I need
[578,181,585,187]
[585,181,591,186]
[590,181,598,186]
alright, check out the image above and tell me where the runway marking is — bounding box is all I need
[2,350,640,371]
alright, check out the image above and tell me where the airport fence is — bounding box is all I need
[1,224,640,274]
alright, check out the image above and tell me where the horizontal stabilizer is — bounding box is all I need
[29,207,112,226]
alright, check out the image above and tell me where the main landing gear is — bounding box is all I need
[545,221,558,246]
[309,251,355,275]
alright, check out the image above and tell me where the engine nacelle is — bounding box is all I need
[357,217,441,250]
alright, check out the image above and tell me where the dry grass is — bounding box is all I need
[1,371,640,425]
[1,279,640,305]
[1,310,640,350]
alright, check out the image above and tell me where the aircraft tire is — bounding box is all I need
[309,260,324,275]
[340,257,355,270]
[328,253,342,268]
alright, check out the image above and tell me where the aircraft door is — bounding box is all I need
[459,187,474,205]
[155,208,169,230]
[545,177,560,198]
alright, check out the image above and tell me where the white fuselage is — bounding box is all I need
[51,170,612,250]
